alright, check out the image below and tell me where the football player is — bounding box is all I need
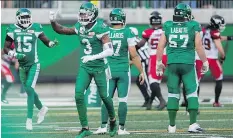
[1,43,26,103]
[156,3,209,133]
[3,8,58,130]
[1,44,18,104]
[195,15,232,107]
[94,8,144,135]
[130,27,151,107]
[49,2,117,138]
[137,11,166,110]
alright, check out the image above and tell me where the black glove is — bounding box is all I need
[219,56,226,64]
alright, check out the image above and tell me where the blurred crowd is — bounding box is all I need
[2,0,233,9]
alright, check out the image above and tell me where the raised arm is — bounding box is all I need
[49,11,76,35]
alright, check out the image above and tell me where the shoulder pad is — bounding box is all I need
[142,28,154,39]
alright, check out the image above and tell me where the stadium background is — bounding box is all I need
[1,0,233,83]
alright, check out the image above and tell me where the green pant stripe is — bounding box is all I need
[31,64,40,88]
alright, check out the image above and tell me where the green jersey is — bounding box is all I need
[74,19,109,71]
[6,23,43,66]
[163,20,201,64]
[108,27,136,72]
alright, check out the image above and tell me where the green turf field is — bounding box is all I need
[2,105,233,138]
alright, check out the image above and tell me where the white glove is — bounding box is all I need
[156,60,165,76]
[201,61,209,74]
[49,11,57,22]
[81,55,95,63]
[8,50,16,58]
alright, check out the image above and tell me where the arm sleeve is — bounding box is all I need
[74,22,80,35]
[6,26,14,40]
[35,24,43,38]
[142,30,150,40]
[193,21,202,33]
[127,29,137,47]
[210,30,221,39]
[96,22,110,40]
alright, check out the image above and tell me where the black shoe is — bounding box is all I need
[142,100,149,107]
[157,99,166,111]
[146,100,152,110]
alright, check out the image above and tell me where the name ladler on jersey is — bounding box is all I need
[170,27,188,33]
[110,33,124,38]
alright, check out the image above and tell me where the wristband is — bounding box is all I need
[227,36,233,40]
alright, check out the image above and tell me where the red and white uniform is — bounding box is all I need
[1,43,16,83]
[142,28,167,84]
[1,55,15,83]
[196,28,223,81]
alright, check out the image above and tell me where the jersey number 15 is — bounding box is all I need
[16,36,32,52]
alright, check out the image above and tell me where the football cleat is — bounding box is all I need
[26,118,33,131]
[118,126,130,135]
[75,128,93,138]
[156,100,166,111]
[188,123,204,133]
[146,99,152,110]
[213,102,224,107]
[141,100,149,107]
[93,125,107,134]
[168,125,176,133]
[37,106,48,124]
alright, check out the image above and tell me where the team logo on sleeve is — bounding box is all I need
[79,27,85,34]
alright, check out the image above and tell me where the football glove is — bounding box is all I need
[81,55,95,63]
[201,61,209,74]
[219,56,225,64]
[156,60,165,76]
[8,50,25,60]
[49,11,57,22]
[49,39,59,47]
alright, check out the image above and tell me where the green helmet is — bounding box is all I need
[173,3,192,22]
[78,2,98,26]
[16,8,32,28]
[109,8,126,25]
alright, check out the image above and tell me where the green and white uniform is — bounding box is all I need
[74,19,115,127]
[163,20,201,111]
[101,27,136,126]
[6,23,43,118]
